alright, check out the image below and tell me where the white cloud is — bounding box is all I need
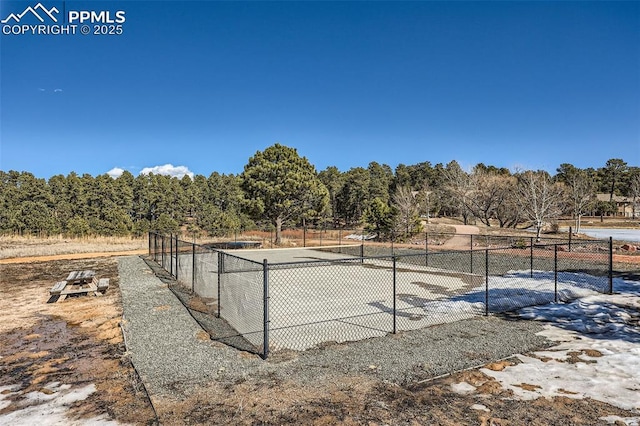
[53,88,63,92]
[107,167,125,178]
[139,164,194,179]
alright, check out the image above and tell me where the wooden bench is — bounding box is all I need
[50,281,68,296]
[94,277,110,294]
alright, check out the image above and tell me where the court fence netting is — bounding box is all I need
[148,232,614,359]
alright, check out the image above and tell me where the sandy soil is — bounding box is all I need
[0,250,147,265]
[2,254,638,425]
[0,236,146,261]
[440,225,480,250]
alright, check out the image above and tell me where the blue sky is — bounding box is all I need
[1,1,638,179]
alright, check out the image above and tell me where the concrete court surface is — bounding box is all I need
[171,247,486,351]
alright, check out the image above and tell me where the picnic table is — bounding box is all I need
[49,270,109,301]
[66,270,96,284]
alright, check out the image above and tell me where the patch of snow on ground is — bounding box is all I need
[0,382,120,426]
[450,381,476,395]
[423,270,610,315]
[470,404,490,412]
[600,415,640,425]
[0,385,20,411]
[481,278,640,414]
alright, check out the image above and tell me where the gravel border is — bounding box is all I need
[119,255,553,399]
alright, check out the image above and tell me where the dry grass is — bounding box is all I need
[0,235,146,259]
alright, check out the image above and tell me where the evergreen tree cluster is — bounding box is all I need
[1,147,637,239]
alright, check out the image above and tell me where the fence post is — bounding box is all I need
[148,232,151,256]
[569,226,572,252]
[469,234,473,274]
[554,244,558,303]
[169,233,173,277]
[425,231,429,267]
[360,243,364,263]
[530,237,534,278]
[392,256,397,334]
[217,251,223,318]
[161,235,165,267]
[339,229,342,246]
[608,237,613,294]
[263,259,270,360]
[191,243,196,293]
[175,235,179,282]
[485,249,489,316]
[303,226,306,247]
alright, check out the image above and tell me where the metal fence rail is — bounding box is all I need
[148,232,613,359]
[177,226,589,249]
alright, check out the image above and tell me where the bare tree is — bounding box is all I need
[443,167,517,227]
[565,169,596,233]
[517,170,566,240]
[465,171,494,226]
[630,172,640,219]
[442,161,473,224]
[465,170,517,227]
[414,181,432,224]
[392,185,420,238]
[492,175,522,228]
[557,163,598,232]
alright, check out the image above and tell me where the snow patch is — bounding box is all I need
[470,403,490,412]
[481,279,640,413]
[450,381,476,395]
[600,415,640,425]
[421,270,615,315]
[0,382,120,426]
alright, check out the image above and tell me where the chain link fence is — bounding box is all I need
[148,232,613,359]
[185,225,582,250]
[150,232,268,357]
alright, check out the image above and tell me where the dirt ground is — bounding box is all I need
[0,257,157,425]
[1,255,637,425]
[0,249,147,265]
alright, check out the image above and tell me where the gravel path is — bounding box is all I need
[118,256,257,398]
[440,224,480,250]
[118,255,553,400]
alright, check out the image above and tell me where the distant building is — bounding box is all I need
[594,194,639,218]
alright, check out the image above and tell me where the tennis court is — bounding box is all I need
[150,233,612,357]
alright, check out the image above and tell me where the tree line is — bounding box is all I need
[1,144,638,243]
